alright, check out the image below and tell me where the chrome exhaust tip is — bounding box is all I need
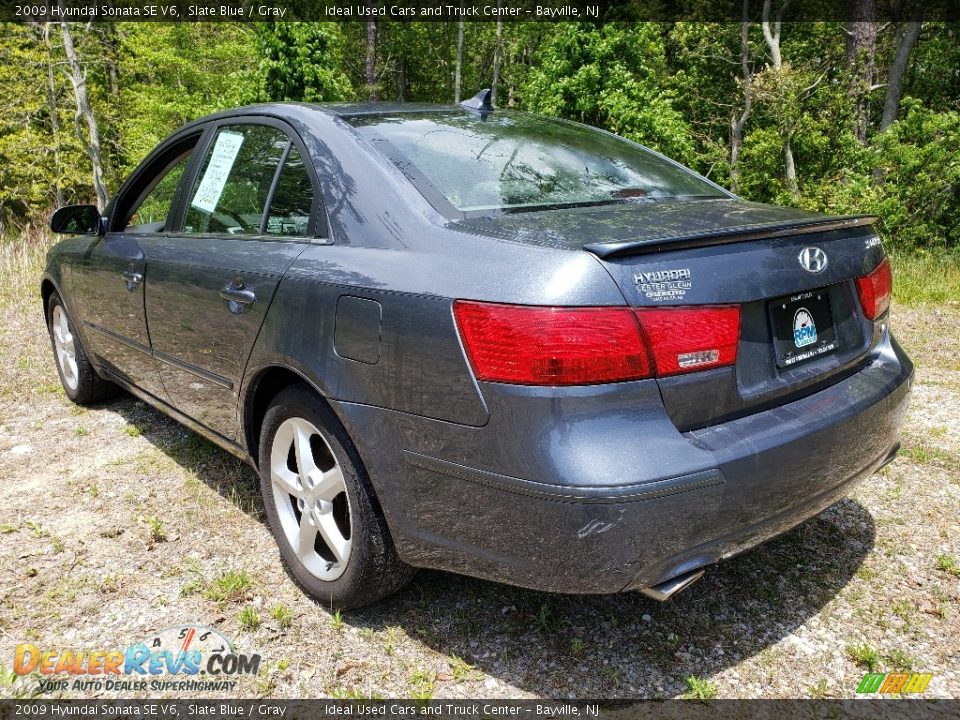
[638,568,705,601]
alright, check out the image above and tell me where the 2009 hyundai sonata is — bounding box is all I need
[43,90,912,608]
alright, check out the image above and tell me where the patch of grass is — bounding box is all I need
[331,608,345,632]
[270,604,293,630]
[854,564,879,581]
[935,553,960,577]
[806,678,830,699]
[99,575,121,594]
[86,484,99,498]
[890,250,960,306]
[50,536,65,554]
[276,658,290,672]
[73,426,87,437]
[123,424,142,437]
[24,520,47,539]
[569,637,585,656]
[0,663,40,699]
[900,439,960,470]
[0,523,16,534]
[408,669,434,700]
[884,648,915,671]
[681,675,718,700]
[447,655,475,682]
[203,569,252,605]
[180,558,205,596]
[238,606,261,631]
[602,666,622,687]
[846,642,881,672]
[145,516,166,544]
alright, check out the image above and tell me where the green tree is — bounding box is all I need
[521,23,696,164]
[117,23,260,169]
[256,23,352,103]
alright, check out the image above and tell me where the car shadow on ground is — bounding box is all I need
[112,395,875,699]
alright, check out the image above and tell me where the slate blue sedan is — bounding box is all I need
[43,92,912,608]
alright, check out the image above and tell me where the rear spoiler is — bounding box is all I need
[583,215,877,259]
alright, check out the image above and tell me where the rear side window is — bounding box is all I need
[264,147,314,237]
[184,124,289,236]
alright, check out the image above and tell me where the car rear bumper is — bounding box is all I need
[334,329,912,595]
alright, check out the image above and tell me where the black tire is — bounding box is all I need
[258,383,414,609]
[47,292,118,405]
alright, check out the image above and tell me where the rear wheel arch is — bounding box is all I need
[244,365,312,465]
[243,366,367,486]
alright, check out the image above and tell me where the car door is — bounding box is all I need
[73,131,202,399]
[146,119,320,442]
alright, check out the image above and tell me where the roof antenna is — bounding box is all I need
[460,88,494,116]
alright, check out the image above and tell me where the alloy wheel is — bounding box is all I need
[52,305,79,392]
[269,417,352,581]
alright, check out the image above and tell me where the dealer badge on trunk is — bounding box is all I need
[793,308,817,347]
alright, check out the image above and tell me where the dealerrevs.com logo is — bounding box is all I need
[14,624,261,693]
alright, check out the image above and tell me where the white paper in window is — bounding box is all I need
[190,131,244,214]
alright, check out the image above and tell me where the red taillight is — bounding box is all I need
[453,301,741,386]
[856,257,892,320]
[452,301,651,385]
[634,306,741,377]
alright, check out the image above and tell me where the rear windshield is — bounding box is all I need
[348,111,726,214]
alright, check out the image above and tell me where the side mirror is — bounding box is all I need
[51,205,103,235]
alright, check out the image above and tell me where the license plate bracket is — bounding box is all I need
[769,288,839,368]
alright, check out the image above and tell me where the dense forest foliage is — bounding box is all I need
[1,16,958,250]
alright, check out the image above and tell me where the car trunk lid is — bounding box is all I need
[451,199,886,430]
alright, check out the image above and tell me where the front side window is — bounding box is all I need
[184,124,289,235]
[349,112,726,214]
[123,150,192,232]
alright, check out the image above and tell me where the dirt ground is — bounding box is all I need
[0,288,958,700]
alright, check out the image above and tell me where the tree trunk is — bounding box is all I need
[454,20,465,103]
[491,8,503,106]
[880,13,923,132]
[60,21,108,210]
[760,0,784,68]
[761,0,798,197]
[846,0,878,144]
[396,56,408,102]
[784,139,797,195]
[42,23,64,207]
[365,15,378,101]
[730,4,752,194]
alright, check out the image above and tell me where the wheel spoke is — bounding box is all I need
[292,423,318,477]
[271,466,305,499]
[307,465,345,501]
[53,313,65,344]
[296,513,319,561]
[316,510,350,564]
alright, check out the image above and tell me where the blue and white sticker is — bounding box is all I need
[793,307,817,347]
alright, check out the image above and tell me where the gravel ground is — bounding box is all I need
[0,285,957,700]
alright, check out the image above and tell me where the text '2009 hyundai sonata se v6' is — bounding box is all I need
[42,90,912,608]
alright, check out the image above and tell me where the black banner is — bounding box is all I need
[2,0,959,24]
[1,700,959,720]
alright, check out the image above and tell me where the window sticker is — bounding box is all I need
[190,131,244,214]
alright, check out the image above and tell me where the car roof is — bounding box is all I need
[177,101,471,133]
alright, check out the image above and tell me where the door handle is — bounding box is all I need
[220,281,256,313]
[122,270,143,291]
